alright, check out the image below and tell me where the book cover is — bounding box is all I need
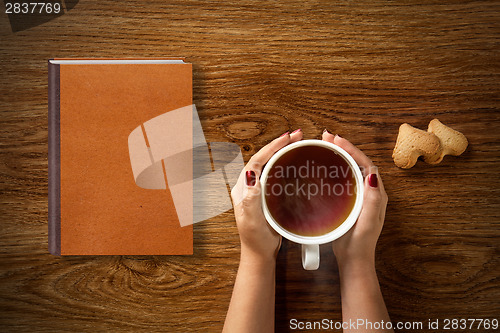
[48,58,193,255]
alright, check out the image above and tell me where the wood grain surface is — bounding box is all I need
[1,1,499,332]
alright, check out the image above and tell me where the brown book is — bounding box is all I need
[48,58,193,255]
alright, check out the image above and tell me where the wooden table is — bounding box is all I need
[1,1,499,332]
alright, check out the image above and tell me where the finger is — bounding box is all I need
[358,175,383,228]
[374,173,388,223]
[230,169,247,206]
[289,128,303,143]
[333,135,375,177]
[323,132,375,177]
[243,176,263,209]
[323,132,386,222]
[322,129,336,143]
[233,130,301,207]
[243,180,281,240]
[379,196,387,225]
[231,169,261,208]
[366,167,386,198]
[367,171,387,222]
[246,130,301,173]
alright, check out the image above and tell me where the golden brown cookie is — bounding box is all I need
[425,119,468,164]
[392,123,442,169]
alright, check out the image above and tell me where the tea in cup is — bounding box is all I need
[260,140,364,270]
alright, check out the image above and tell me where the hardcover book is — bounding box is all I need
[48,58,193,255]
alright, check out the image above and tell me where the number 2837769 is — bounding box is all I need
[5,2,62,14]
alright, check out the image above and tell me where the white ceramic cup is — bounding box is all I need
[260,139,364,270]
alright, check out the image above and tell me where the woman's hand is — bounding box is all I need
[323,131,393,333]
[322,131,388,266]
[231,129,303,264]
[223,130,303,333]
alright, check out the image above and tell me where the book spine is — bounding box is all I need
[48,61,61,255]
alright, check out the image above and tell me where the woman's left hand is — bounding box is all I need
[231,130,303,263]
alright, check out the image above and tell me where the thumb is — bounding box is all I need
[231,169,264,221]
[231,168,262,207]
[241,169,263,212]
[357,173,382,227]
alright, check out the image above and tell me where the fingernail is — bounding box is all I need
[323,129,329,134]
[246,170,256,186]
[368,174,378,188]
[292,128,301,134]
[280,131,289,137]
[336,134,342,139]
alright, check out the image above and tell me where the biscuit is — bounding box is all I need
[425,119,468,164]
[392,123,442,169]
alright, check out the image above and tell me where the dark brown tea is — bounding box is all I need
[264,145,357,237]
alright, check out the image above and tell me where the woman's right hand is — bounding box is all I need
[322,131,388,266]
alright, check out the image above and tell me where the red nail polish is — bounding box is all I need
[292,128,301,134]
[280,132,289,137]
[368,174,378,188]
[246,170,256,186]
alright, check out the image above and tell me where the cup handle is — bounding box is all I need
[302,244,320,270]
